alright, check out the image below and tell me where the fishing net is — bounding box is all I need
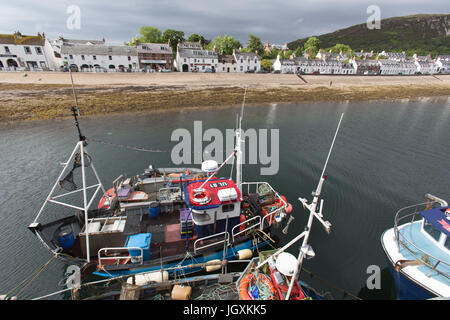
[58,152,92,191]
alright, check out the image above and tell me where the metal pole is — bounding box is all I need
[80,143,91,262]
[221,215,229,274]
[285,113,344,300]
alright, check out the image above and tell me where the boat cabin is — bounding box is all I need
[184,178,243,238]
[420,207,450,251]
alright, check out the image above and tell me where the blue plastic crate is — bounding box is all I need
[125,233,152,261]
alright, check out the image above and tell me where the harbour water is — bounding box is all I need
[0,97,449,299]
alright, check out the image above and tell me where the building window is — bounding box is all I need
[93,55,96,60]
[109,56,112,60]
[35,47,43,55]
[240,66,243,71]
[69,54,73,59]
[24,46,31,54]
[81,55,85,60]
[4,46,10,53]
[128,56,131,61]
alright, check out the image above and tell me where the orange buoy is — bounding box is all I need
[285,203,293,214]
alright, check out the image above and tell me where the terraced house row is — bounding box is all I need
[0,31,448,75]
[273,50,450,75]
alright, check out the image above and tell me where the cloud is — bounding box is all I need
[0,0,448,44]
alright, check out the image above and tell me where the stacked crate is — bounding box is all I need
[179,208,193,239]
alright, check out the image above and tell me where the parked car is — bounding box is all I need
[204,68,215,73]
[245,69,255,73]
[257,70,268,74]
[272,70,281,74]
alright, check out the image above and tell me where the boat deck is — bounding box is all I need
[397,221,450,285]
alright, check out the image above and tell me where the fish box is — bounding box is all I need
[125,233,152,262]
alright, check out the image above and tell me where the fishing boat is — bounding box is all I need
[28,90,293,280]
[381,194,450,299]
[236,113,344,300]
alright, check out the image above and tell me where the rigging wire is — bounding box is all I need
[85,137,167,153]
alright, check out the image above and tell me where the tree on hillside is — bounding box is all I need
[187,33,207,46]
[206,35,242,55]
[329,43,352,54]
[138,26,163,43]
[294,46,303,57]
[162,29,185,54]
[304,37,320,58]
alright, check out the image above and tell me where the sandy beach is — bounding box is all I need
[0,72,449,122]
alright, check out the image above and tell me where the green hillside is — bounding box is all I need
[288,14,450,57]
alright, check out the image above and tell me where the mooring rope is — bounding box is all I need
[4,254,58,299]
[86,137,167,153]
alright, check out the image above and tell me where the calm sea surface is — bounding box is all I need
[0,97,449,299]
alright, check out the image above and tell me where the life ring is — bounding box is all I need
[239,273,276,300]
[190,188,211,205]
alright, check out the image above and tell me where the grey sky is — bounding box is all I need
[1,0,449,45]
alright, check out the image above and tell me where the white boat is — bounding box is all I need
[381,194,450,299]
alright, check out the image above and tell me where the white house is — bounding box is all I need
[378,59,416,75]
[44,37,107,70]
[217,54,238,73]
[175,41,218,72]
[60,43,139,72]
[414,60,434,74]
[435,55,450,74]
[233,50,261,73]
[0,31,50,71]
[273,55,297,73]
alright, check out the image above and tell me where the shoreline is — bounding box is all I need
[0,72,449,123]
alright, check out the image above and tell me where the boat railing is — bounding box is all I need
[393,202,450,279]
[231,215,261,242]
[194,231,230,254]
[241,181,287,229]
[98,247,143,266]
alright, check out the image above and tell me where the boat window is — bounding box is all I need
[423,219,441,242]
[222,204,234,213]
[445,237,450,251]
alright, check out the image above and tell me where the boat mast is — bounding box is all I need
[29,71,106,263]
[235,86,247,193]
[285,113,344,300]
